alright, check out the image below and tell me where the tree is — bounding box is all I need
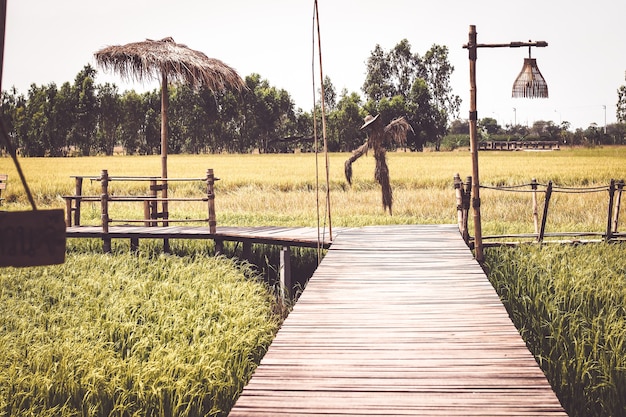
[95,83,121,155]
[326,89,363,152]
[361,40,460,150]
[479,117,501,135]
[69,65,98,156]
[421,44,461,123]
[240,74,295,153]
[617,85,626,123]
[362,44,394,102]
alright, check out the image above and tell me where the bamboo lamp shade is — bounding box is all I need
[512,57,549,98]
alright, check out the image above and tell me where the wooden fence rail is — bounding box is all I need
[63,169,217,252]
[454,173,625,247]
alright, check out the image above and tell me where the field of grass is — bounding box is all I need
[1,146,626,416]
[485,244,626,417]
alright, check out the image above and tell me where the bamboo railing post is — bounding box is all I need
[612,180,624,234]
[100,170,111,253]
[280,245,292,303]
[538,180,552,243]
[531,178,539,234]
[74,176,83,226]
[147,179,158,227]
[207,168,217,234]
[463,176,472,245]
[454,174,465,240]
[606,179,616,242]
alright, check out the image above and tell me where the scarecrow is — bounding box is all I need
[344,114,413,214]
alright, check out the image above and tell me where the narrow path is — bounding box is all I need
[229,224,567,416]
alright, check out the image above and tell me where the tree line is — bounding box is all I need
[0,40,463,157]
[2,39,624,157]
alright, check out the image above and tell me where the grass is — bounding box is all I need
[2,146,626,416]
[484,244,626,417]
[0,243,279,417]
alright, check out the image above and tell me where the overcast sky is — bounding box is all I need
[3,0,625,130]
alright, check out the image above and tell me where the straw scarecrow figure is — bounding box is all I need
[344,114,413,214]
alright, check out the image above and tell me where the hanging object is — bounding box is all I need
[512,47,549,98]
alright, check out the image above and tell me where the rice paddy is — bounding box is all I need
[1,146,625,416]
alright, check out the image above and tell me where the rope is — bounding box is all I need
[480,182,612,194]
[312,0,332,264]
[0,118,37,210]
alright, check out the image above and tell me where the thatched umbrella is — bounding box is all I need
[94,37,245,180]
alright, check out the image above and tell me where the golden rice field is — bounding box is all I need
[2,146,626,234]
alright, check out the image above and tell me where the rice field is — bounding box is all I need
[1,146,626,416]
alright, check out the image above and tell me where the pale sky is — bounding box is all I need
[3,0,625,130]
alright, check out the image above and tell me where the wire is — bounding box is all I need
[0,118,37,210]
[312,0,332,264]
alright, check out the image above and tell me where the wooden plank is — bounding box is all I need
[229,225,567,416]
[65,225,340,248]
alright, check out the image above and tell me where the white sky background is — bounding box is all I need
[2,0,625,130]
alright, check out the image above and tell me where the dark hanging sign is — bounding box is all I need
[0,209,66,267]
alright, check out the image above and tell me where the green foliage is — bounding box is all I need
[0,249,279,417]
[485,244,626,417]
[361,40,460,151]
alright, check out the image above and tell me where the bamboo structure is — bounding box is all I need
[457,179,626,247]
[463,25,548,262]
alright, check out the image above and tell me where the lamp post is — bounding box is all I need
[463,25,548,262]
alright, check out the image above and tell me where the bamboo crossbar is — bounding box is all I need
[455,175,626,248]
[108,218,209,224]
[72,175,209,182]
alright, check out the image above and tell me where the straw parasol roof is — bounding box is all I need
[94,37,245,180]
[94,37,245,92]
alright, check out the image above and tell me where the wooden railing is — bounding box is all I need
[454,173,625,247]
[478,141,559,151]
[63,169,217,251]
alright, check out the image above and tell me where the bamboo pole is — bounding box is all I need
[531,178,539,234]
[612,180,624,234]
[467,25,483,262]
[454,174,465,239]
[606,179,616,242]
[207,168,217,234]
[462,176,472,244]
[538,181,552,243]
[100,170,111,253]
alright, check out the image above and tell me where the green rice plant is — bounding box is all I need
[0,248,280,417]
[484,244,626,417]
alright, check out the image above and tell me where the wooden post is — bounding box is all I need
[147,179,158,227]
[65,198,72,227]
[538,181,552,243]
[214,240,224,256]
[606,179,616,242]
[612,180,624,234]
[454,174,465,239]
[74,176,83,226]
[531,178,539,234]
[462,176,472,245]
[242,241,252,262]
[467,25,484,262]
[207,168,217,234]
[280,245,292,302]
[100,170,111,253]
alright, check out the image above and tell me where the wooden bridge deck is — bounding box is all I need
[66,225,338,248]
[229,224,567,416]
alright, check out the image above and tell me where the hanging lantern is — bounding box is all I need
[512,47,548,98]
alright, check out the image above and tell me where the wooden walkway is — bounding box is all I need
[66,225,337,248]
[229,224,567,416]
